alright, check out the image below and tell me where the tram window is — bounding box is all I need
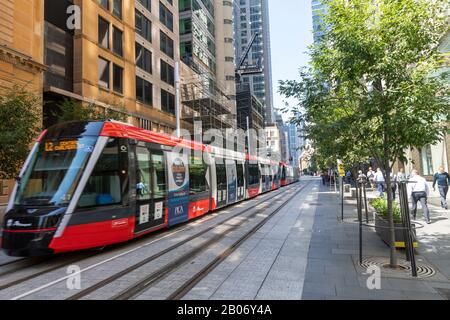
[236,162,244,187]
[79,139,123,208]
[136,146,152,201]
[216,161,227,187]
[189,157,208,195]
[151,152,166,199]
[248,163,259,185]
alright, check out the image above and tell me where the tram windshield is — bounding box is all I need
[14,136,98,207]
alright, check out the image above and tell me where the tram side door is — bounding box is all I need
[215,158,228,208]
[236,161,245,201]
[133,143,167,234]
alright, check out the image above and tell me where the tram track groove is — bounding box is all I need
[5,183,299,300]
[66,184,302,300]
[108,183,308,300]
[0,258,27,268]
[0,258,42,275]
[0,252,98,291]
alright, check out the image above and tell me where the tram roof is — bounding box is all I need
[36,121,293,168]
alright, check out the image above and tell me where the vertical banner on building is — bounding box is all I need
[167,151,190,226]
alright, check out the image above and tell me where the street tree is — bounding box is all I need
[0,87,41,179]
[53,98,129,123]
[280,0,449,267]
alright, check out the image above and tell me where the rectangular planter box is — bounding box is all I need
[374,214,418,249]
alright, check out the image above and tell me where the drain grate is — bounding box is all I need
[359,257,436,279]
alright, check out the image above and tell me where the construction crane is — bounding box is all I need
[235,32,264,84]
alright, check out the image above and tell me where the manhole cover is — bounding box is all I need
[359,257,436,279]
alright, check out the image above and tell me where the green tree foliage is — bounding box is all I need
[280,0,449,266]
[54,98,129,123]
[0,88,41,179]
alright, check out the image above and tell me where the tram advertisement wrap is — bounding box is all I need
[167,152,190,226]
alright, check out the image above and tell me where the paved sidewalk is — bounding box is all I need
[302,181,450,300]
[185,177,450,300]
[414,198,450,284]
[361,188,450,281]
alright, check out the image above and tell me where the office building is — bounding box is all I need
[179,0,237,135]
[234,0,274,124]
[43,0,183,133]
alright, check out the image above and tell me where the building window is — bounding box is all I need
[136,76,153,106]
[98,16,110,48]
[179,18,192,35]
[113,27,123,56]
[112,0,122,19]
[137,0,151,11]
[98,0,109,10]
[98,57,110,89]
[113,64,123,93]
[161,89,175,115]
[160,60,174,86]
[135,10,152,43]
[159,2,173,32]
[160,31,174,58]
[421,145,434,176]
[135,43,152,74]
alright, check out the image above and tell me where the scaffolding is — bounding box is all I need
[181,74,237,139]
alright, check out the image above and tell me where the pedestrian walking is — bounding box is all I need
[345,170,352,184]
[321,171,327,186]
[432,166,450,210]
[390,171,398,201]
[367,167,375,189]
[374,168,385,198]
[407,170,431,224]
[357,170,367,184]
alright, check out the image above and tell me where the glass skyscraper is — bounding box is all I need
[234,0,274,124]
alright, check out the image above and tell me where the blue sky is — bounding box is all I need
[269,0,313,120]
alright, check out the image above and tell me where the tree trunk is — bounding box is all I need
[384,159,397,268]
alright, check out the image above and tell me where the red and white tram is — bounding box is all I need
[1,121,298,256]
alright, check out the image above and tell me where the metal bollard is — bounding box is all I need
[356,182,363,265]
[363,183,369,223]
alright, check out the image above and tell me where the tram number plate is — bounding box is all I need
[154,202,163,220]
[139,205,150,224]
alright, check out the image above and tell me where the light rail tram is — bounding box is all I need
[1,121,299,256]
